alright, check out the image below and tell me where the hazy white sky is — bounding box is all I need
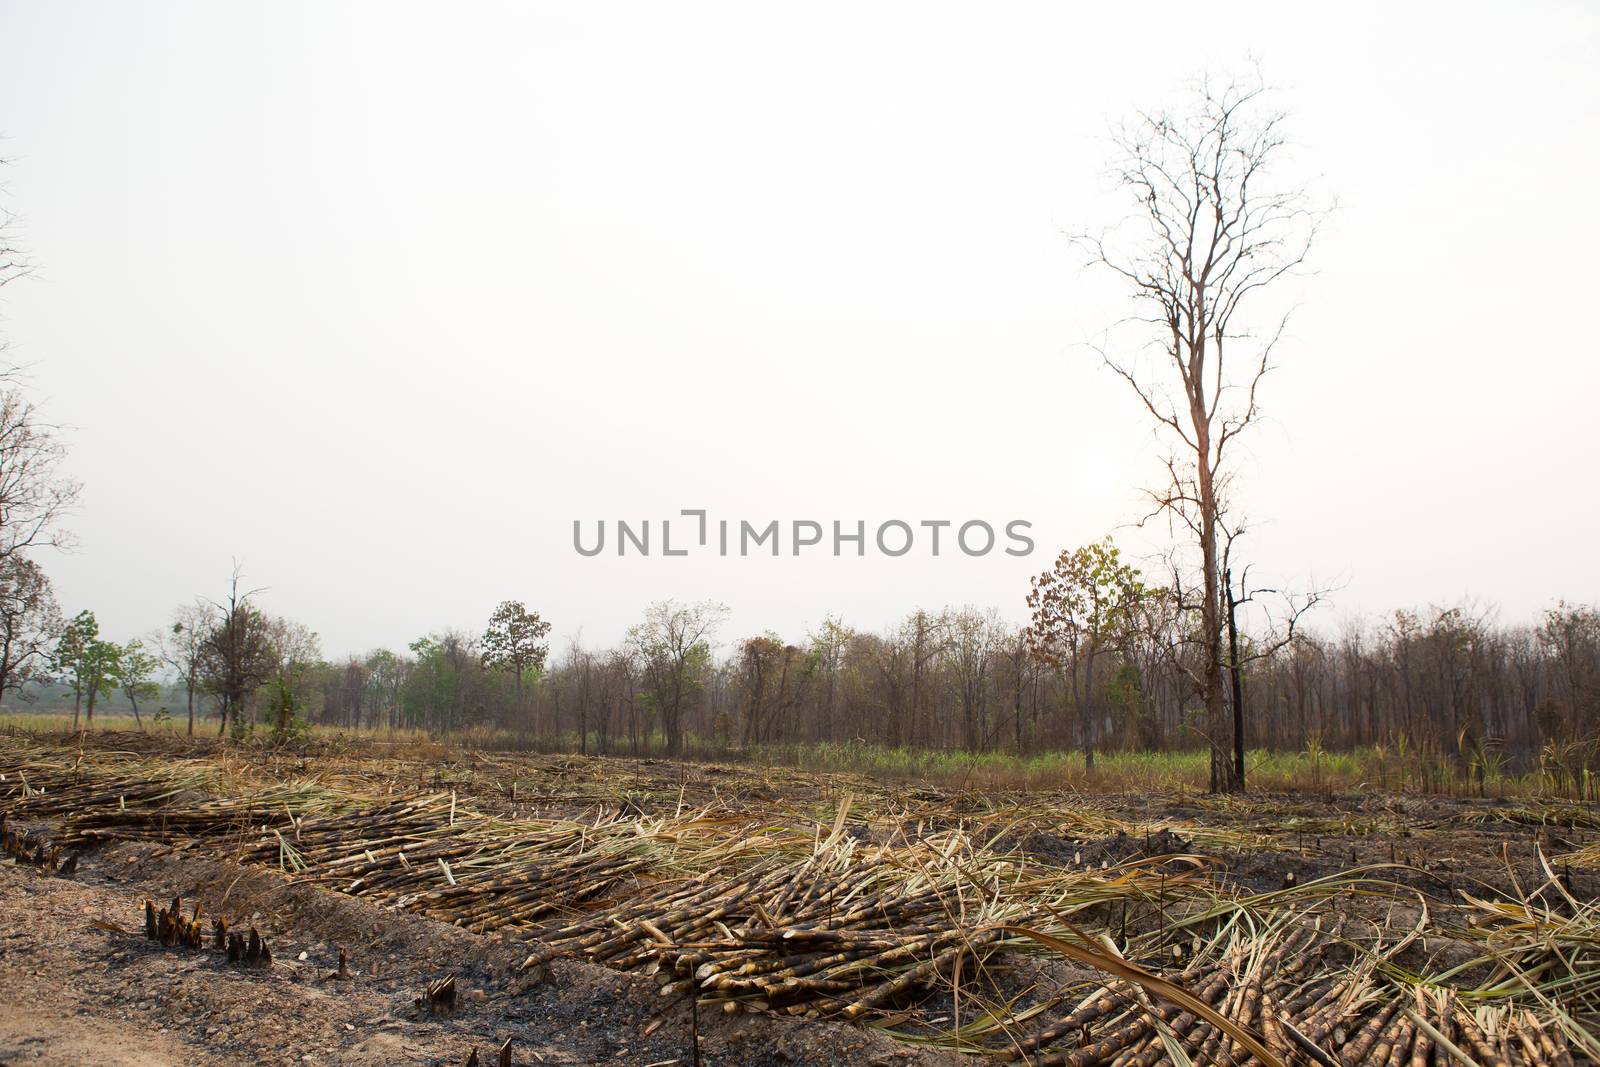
[0,1,1595,657]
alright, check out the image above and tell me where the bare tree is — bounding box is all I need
[0,377,80,567]
[628,599,727,756]
[0,156,28,297]
[997,628,1042,752]
[1218,556,1324,789]
[949,607,1004,752]
[601,647,640,755]
[736,633,807,748]
[902,609,950,747]
[807,615,852,744]
[556,638,598,755]
[365,648,409,731]
[0,168,75,707]
[154,599,210,736]
[1541,603,1600,739]
[1075,73,1326,791]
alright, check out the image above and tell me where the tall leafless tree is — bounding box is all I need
[1075,73,1326,791]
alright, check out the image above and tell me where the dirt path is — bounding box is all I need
[0,1007,234,1067]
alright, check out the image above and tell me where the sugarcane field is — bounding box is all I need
[0,728,1594,1065]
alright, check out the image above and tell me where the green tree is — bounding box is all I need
[1025,538,1149,772]
[480,600,552,714]
[264,616,321,741]
[403,632,488,734]
[118,639,161,730]
[264,678,308,743]
[198,571,277,737]
[54,610,121,731]
[365,647,409,731]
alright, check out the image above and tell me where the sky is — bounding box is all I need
[0,1,1595,658]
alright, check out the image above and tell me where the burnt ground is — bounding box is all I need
[0,840,955,1067]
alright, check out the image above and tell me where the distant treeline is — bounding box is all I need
[13,574,1598,783]
[283,598,1597,776]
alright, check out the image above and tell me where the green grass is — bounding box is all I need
[742,741,1355,792]
[741,740,1550,796]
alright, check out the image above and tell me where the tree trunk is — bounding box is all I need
[1194,411,1231,793]
[1081,653,1097,773]
[1014,668,1024,753]
[514,668,524,739]
[0,635,13,709]
[1227,569,1246,792]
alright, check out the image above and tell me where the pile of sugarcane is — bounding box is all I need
[260,795,661,931]
[0,749,349,848]
[64,783,343,846]
[230,797,1090,1030]
[506,831,1101,1025]
[234,795,774,934]
[236,793,518,876]
[989,922,1334,1066]
[986,920,1582,1067]
[0,764,204,822]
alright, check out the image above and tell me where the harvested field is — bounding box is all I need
[2,731,1598,1065]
